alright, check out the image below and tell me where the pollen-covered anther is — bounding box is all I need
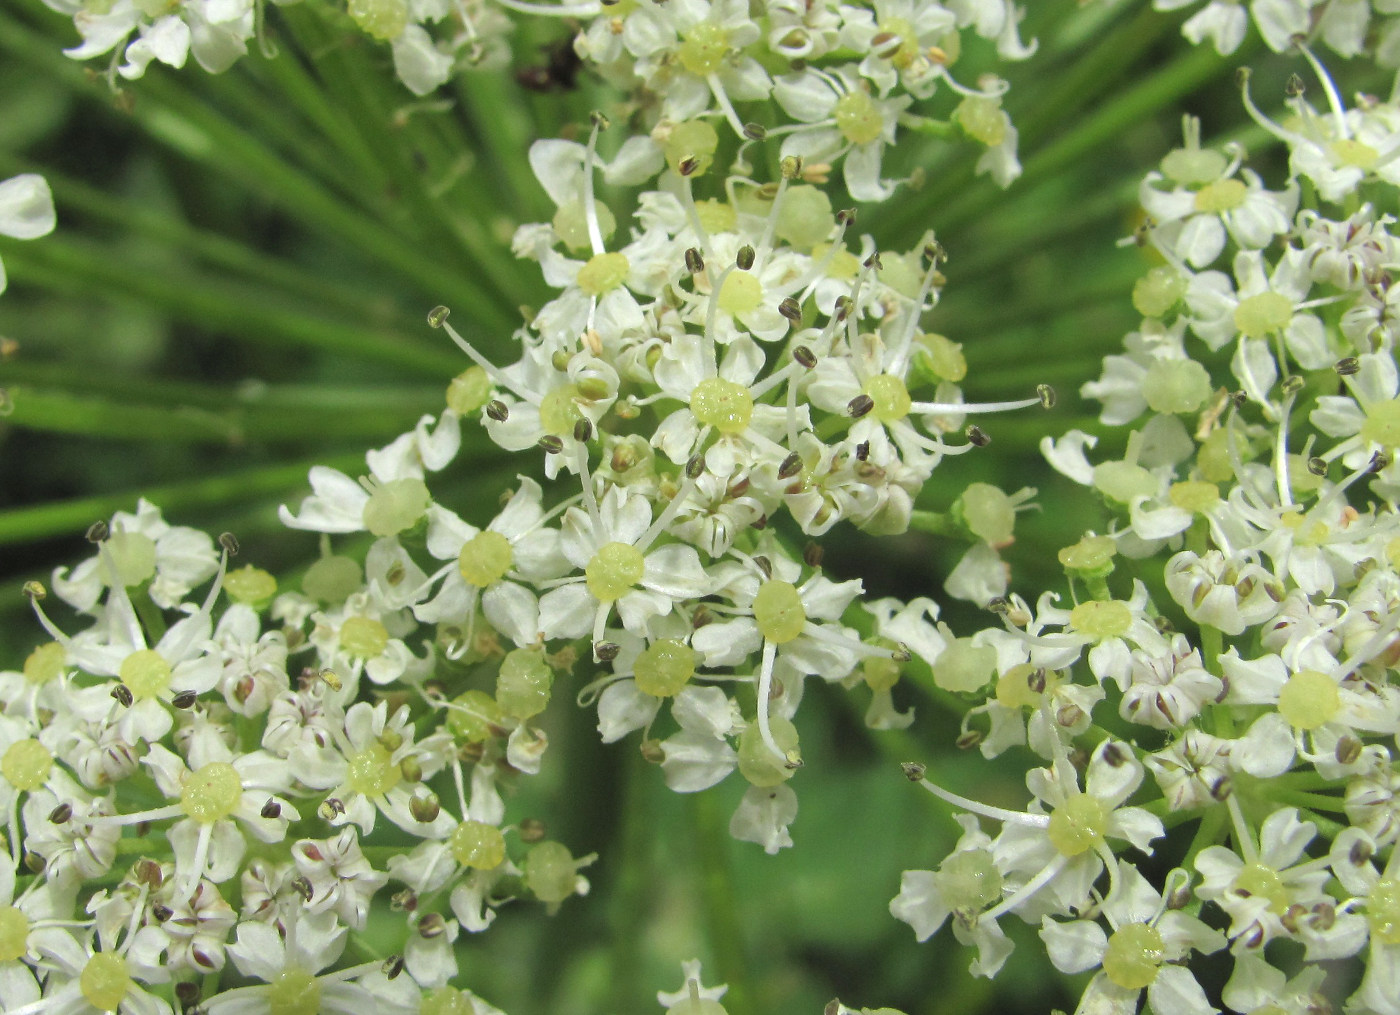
[966,425,990,447]
[427,305,450,328]
[901,762,926,781]
[743,122,767,141]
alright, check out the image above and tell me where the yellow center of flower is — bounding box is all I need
[1234,862,1290,914]
[23,642,65,685]
[119,648,172,700]
[863,374,911,422]
[690,377,754,434]
[1,739,52,791]
[1193,177,1247,213]
[180,761,243,823]
[340,616,389,658]
[1277,669,1341,731]
[268,965,322,1015]
[1047,793,1107,857]
[0,905,31,962]
[1102,923,1164,990]
[586,542,646,603]
[834,90,883,146]
[717,269,763,316]
[633,639,697,697]
[753,580,806,644]
[1169,480,1220,514]
[678,23,730,75]
[1233,291,1292,338]
[80,952,131,1013]
[1069,600,1132,640]
[1361,398,1400,449]
[1331,138,1379,170]
[1368,877,1400,944]
[225,565,278,607]
[346,743,401,797]
[576,252,630,296]
[450,820,507,869]
[459,530,514,588]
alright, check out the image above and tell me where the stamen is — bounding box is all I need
[582,116,607,256]
[1296,44,1350,141]
[706,74,747,136]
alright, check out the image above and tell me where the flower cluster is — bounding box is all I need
[890,26,1400,1015]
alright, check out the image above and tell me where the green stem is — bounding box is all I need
[689,791,754,1015]
[0,453,364,545]
[2,239,461,376]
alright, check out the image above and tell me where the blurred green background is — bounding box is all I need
[0,0,1330,1010]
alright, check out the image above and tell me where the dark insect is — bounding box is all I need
[517,38,583,92]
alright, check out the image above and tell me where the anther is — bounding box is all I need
[891,644,911,663]
[589,110,610,129]
[686,453,705,479]
[836,208,856,226]
[848,394,875,418]
[1335,735,1362,766]
[1037,384,1056,409]
[292,876,314,902]
[86,521,109,543]
[390,889,418,912]
[573,418,593,444]
[853,441,870,461]
[1308,456,1328,477]
[835,295,852,321]
[1350,837,1374,866]
[685,247,705,275]
[260,799,281,819]
[778,452,803,479]
[419,913,447,938]
[753,555,773,579]
[1371,451,1392,473]
[737,245,756,271]
[778,296,802,321]
[678,155,702,177]
[486,400,510,422]
[1281,374,1305,396]
[24,854,43,874]
[134,858,163,887]
[966,425,990,447]
[175,982,201,1007]
[112,683,134,707]
[1028,668,1047,693]
[409,791,439,824]
[318,797,346,820]
[152,903,174,923]
[1101,742,1129,767]
[1336,356,1361,376]
[864,251,883,271]
[803,542,824,569]
[318,669,342,692]
[219,532,239,556]
[22,580,45,601]
[900,762,926,781]
[594,641,621,662]
[172,690,198,709]
[1285,73,1305,98]
[383,955,406,980]
[427,305,450,328]
[538,435,564,454]
[954,730,982,750]
[780,155,802,179]
[49,802,72,823]
[792,345,817,369]
[519,817,546,842]
[743,122,767,141]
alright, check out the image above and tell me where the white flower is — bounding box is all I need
[0,173,56,294]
